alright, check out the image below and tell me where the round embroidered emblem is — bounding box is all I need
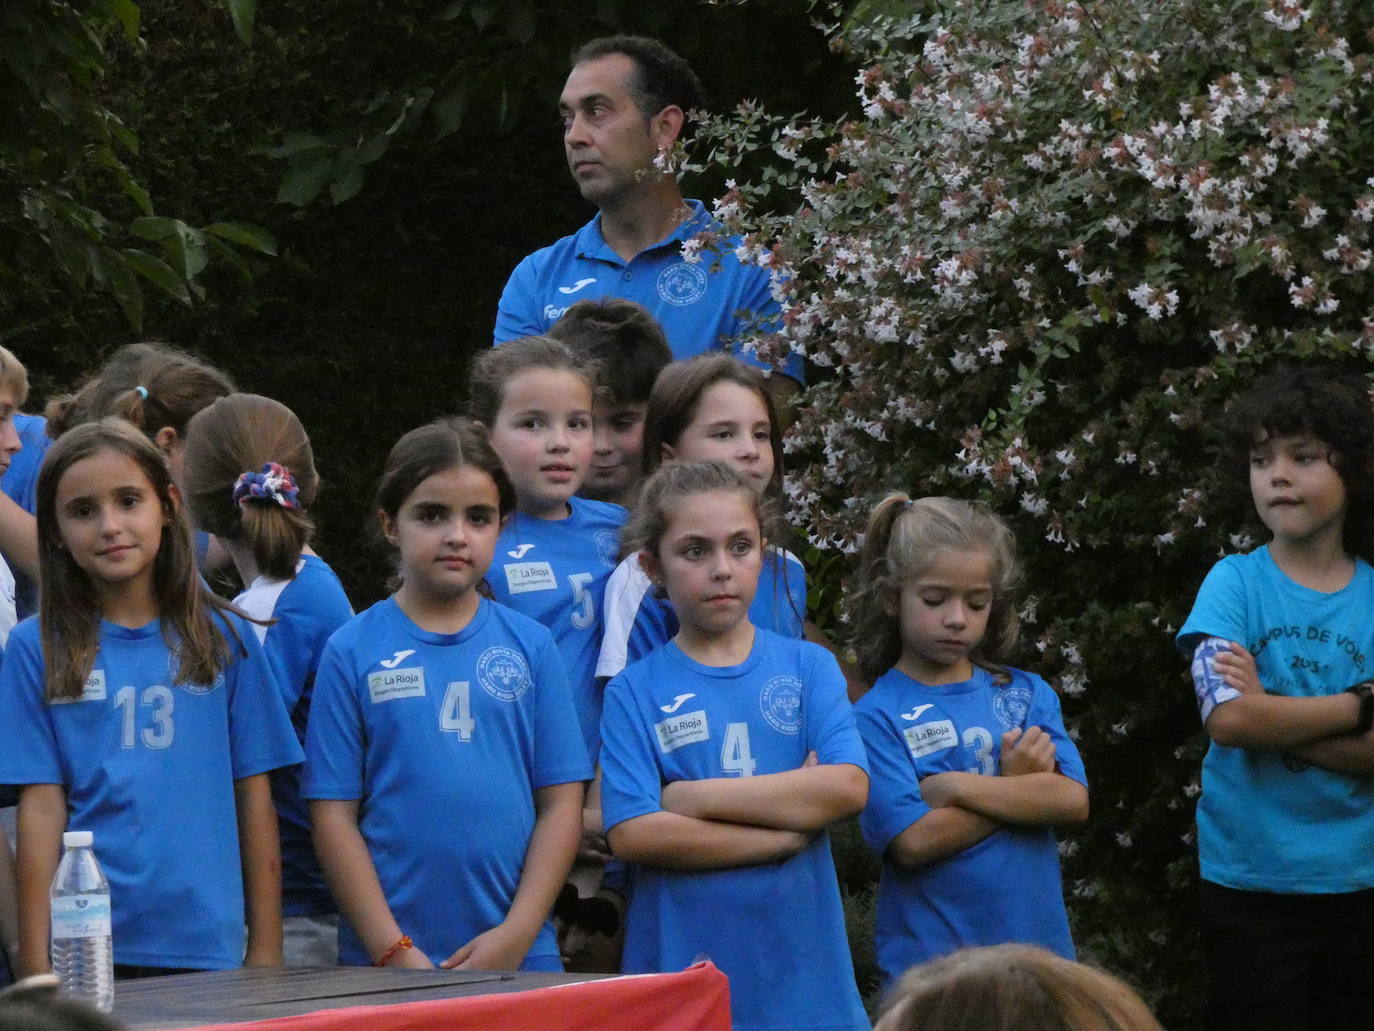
[657,262,708,307]
[179,671,225,696]
[992,683,1034,731]
[478,646,531,702]
[760,675,803,735]
[594,529,619,567]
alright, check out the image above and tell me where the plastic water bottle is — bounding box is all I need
[50,830,114,1012]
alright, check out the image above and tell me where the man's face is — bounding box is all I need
[559,54,664,207]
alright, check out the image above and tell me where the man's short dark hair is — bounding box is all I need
[571,35,705,120]
[548,298,672,406]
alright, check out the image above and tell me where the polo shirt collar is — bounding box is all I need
[575,199,709,264]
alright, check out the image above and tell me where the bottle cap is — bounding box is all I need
[62,830,93,848]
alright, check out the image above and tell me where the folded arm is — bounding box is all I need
[659,762,868,832]
[919,770,1089,827]
[885,807,999,870]
[607,810,810,870]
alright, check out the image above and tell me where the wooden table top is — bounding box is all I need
[115,966,608,1029]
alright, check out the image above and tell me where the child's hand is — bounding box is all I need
[579,806,612,863]
[1212,642,1262,695]
[441,923,531,971]
[801,750,819,768]
[918,771,970,808]
[1000,726,1057,776]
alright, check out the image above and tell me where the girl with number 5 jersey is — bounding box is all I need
[303,418,591,971]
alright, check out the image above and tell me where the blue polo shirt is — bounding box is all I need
[494,199,802,381]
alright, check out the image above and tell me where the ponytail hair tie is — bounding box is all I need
[135,385,149,400]
[232,463,301,511]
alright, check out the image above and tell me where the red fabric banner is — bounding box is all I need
[170,962,732,1031]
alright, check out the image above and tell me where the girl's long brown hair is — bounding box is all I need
[37,419,246,701]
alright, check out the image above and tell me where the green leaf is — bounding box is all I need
[205,235,253,283]
[104,0,140,41]
[204,222,277,256]
[329,163,366,205]
[432,83,470,140]
[168,222,209,279]
[129,216,181,242]
[224,0,255,46]
[97,249,144,332]
[263,132,327,159]
[276,152,335,206]
[122,248,192,305]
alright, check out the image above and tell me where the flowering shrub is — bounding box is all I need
[693,1,1374,1023]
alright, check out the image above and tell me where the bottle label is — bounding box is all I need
[51,895,111,939]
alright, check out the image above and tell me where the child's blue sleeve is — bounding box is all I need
[803,646,868,771]
[596,558,674,680]
[855,699,929,855]
[1176,557,1247,655]
[598,672,666,834]
[1025,673,1087,788]
[529,632,594,788]
[0,625,61,786]
[301,640,366,801]
[226,622,305,779]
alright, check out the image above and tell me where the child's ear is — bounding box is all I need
[378,509,398,546]
[660,442,677,465]
[164,482,182,519]
[153,426,179,456]
[639,548,663,588]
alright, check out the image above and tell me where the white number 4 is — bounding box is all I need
[721,721,756,777]
[440,681,475,741]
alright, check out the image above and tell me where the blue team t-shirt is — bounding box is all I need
[494,200,802,381]
[596,546,806,682]
[486,498,626,757]
[854,666,1085,984]
[0,613,303,969]
[1177,545,1374,893]
[235,555,354,918]
[599,628,869,1031]
[302,596,592,968]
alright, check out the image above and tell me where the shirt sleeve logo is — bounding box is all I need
[657,262,708,307]
[478,646,531,702]
[760,675,803,734]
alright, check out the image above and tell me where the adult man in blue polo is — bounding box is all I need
[494,35,800,391]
